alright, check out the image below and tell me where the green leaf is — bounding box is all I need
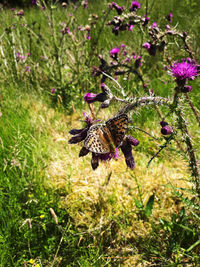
[145,194,155,218]
[133,198,144,210]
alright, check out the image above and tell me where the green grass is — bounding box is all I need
[0,1,200,266]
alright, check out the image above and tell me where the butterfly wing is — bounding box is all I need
[84,125,110,154]
[106,114,128,147]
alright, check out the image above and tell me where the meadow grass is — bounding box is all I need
[0,0,200,266]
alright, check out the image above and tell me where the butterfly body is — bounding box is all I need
[84,114,128,154]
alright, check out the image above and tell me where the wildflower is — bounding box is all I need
[161,125,172,135]
[87,34,91,40]
[135,56,142,68]
[17,10,24,16]
[51,88,55,94]
[110,47,120,60]
[128,24,134,31]
[32,0,37,4]
[120,136,139,169]
[69,13,73,17]
[111,2,124,15]
[142,16,149,26]
[165,24,170,30]
[29,259,35,264]
[129,1,141,12]
[83,92,107,104]
[91,149,119,170]
[121,44,125,48]
[169,59,199,86]
[152,22,157,28]
[83,0,87,8]
[166,12,173,23]
[68,113,97,144]
[181,85,193,93]
[41,6,45,10]
[143,42,156,56]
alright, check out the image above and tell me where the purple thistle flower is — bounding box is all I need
[143,42,151,50]
[128,24,134,31]
[181,85,193,93]
[161,125,172,135]
[83,92,107,104]
[166,12,173,23]
[25,66,30,72]
[110,47,120,60]
[169,60,199,85]
[17,10,24,16]
[91,149,118,170]
[68,113,96,144]
[142,16,149,26]
[51,88,55,94]
[41,6,45,10]
[120,136,138,169]
[83,1,87,8]
[135,56,142,68]
[130,1,141,12]
[160,121,168,127]
[112,2,124,15]
[152,22,157,28]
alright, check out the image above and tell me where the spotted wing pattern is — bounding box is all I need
[84,114,128,154]
[84,124,110,154]
[106,114,128,147]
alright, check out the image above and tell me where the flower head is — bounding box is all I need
[166,12,173,23]
[111,2,124,15]
[161,125,172,135]
[83,92,107,104]
[120,136,139,169]
[169,59,199,85]
[130,1,141,12]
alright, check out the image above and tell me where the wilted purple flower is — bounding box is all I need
[166,12,173,23]
[68,113,95,144]
[143,42,157,56]
[120,136,138,169]
[181,85,193,93]
[90,149,119,170]
[112,2,124,15]
[142,16,149,26]
[87,34,91,40]
[51,88,55,94]
[160,121,168,127]
[130,1,141,12]
[169,60,199,85]
[84,92,107,104]
[135,56,142,68]
[161,125,172,135]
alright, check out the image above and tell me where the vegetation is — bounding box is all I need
[0,0,199,266]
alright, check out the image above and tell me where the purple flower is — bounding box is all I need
[51,88,55,94]
[120,136,138,169]
[83,92,107,104]
[130,1,141,12]
[135,56,142,68]
[143,16,149,26]
[165,24,170,30]
[128,24,134,31]
[152,22,157,28]
[32,0,37,4]
[41,6,45,10]
[83,1,87,8]
[87,34,91,40]
[68,113,95,144]
[110,47,120,60]
[112,2,124,15]
[161,125,172,135]
[143,42,157,56]
[110,47,120,56]
[17,10,24,16]
[166,12,173,23]
[169,60,199,85]
[160,121,168,127]
[181,85,193,93]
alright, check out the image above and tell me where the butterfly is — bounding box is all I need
[84,114,128,154]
